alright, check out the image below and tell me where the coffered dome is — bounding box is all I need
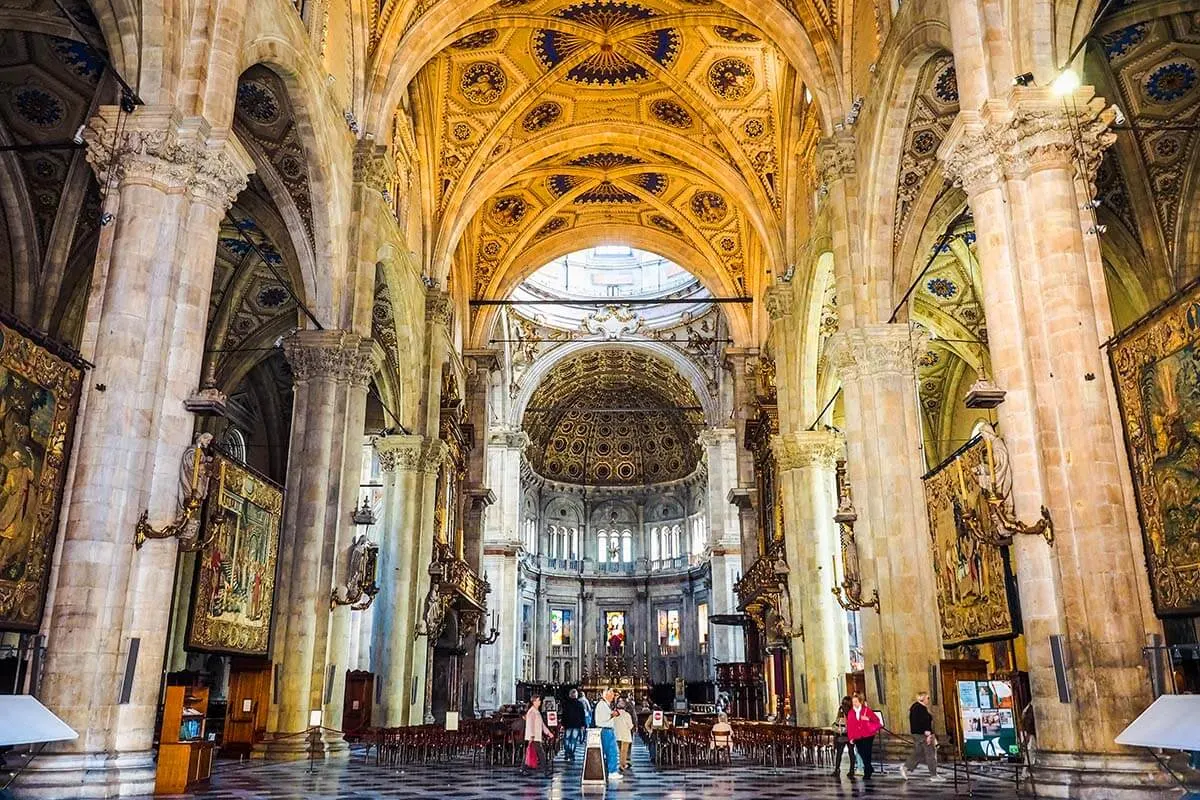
[523,348,703,485]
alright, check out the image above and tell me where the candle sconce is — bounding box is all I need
[475,608,501,645]
[830,460,880,613]
[135,434,221,552]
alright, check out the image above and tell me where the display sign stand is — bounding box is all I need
[1115,695,1200,798]
[581,728,606,791]
[0,696,78,796]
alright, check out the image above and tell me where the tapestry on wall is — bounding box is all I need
[0,319,82,632]
[186,453,283,656]
[1109,282,1200,617]
[924,437,1017,646]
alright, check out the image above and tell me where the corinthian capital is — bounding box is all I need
[826,324,927,382]
[939,88,1115,191]
[816,134,857,185]
[85,106,251,208]
[282,329,374,384]
[354,142,396,196]
[763,284,793,322]
[772,431,843,472]
[376,434,428,472]
[426,290,452,327]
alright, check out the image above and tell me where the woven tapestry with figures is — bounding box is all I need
[186,453,283,656]
[924,438,1017,646]
[0,320,82,632]
[1109,282,1200,616]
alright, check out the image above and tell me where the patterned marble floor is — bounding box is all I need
[148,741,1022,799]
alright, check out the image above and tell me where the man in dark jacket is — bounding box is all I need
[900,691,944,781]
[561,689,587,762]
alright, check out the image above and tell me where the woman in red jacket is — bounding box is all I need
[845,693,882,779]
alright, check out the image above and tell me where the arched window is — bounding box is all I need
[671,524,681,559]
[650,526,660,561]
[621,530,632,562]
[598,530,608,563]
[570,527,579,560]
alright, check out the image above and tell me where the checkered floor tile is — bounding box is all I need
[144,740,1021,799]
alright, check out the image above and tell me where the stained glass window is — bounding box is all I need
[551,608,573,646]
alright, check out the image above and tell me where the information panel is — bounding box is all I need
[956,679,1018,758]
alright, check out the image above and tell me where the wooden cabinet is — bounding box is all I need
[940,658,988,754]
[155,685,213,794]
[343,670,374,739]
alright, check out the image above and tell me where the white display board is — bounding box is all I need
[1115,695,1200,751]
[0,696,77,747]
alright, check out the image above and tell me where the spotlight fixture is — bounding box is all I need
[1088,224,1108,235]
[1051,68,1081,96]
[99,212,114,226]
[1013,72,1035,87]
[1109,103,1126,125]
[119,90,136,114]
[73,125,86,145]
[1082,199,1101,210]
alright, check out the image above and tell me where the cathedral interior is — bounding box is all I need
[0,0,1198,798]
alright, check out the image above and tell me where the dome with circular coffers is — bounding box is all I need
[523,349,703,486]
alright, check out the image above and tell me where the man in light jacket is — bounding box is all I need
[593,687,621,783]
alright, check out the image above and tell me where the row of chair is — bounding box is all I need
[732,724,838,768]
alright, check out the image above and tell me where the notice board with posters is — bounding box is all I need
[957,679,1018,758]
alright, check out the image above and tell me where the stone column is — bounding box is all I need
[772,431,848,728]
[371,434,444,726]
[816,135,869,326]
[940,88,1165,796]
[478,428,527,711]
[25,108,248,799]
[827,324,943,742]
[257,331,369,758]
[322,340,383,744]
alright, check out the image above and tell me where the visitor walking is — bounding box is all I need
[846,693,882,779]
[831,695,855,777]
[613,698,635,771]
[561,689,587,762]
[520,695,554,778]
[900,691,944,782]
[579,689,593,726]
[593,687,622,784]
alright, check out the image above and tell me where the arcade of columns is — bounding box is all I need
[8,0,1188,798]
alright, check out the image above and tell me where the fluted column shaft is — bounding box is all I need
[773,431,848,727]
[828,324,943,739]
[27,107,248,799]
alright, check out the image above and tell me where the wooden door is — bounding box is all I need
[845,671,865,699]
[940,658,988,754]
[343,670,374,737]
[224,659,271,756]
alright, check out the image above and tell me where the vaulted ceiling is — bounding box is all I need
[403,0,823,329]
[523,347,704,485]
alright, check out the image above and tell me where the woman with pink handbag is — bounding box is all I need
[845,693,882,779]
[520,695,554,778]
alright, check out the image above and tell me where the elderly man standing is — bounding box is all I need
[900,691,944,782]
[593,687,622,784]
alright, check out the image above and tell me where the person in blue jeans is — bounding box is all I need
[593,687,621,784]
[561,689,587,762]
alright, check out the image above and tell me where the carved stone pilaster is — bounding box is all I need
[816,134,857,185]
[763,284,793,323]
[939,88,1116,192]
[421,439,450,475]
[698,427,736,449]
[84,106,250,209]
[349,340,385,388]
[488,428,530,449]
[826,324,927,383]
[771,431,843,472]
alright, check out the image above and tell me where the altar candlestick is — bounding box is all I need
[985,437,996,484]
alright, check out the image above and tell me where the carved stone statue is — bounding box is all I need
[346,533,371,597]
[177,432,215,546]
[973,422,1013,509]
[419,584,448,639]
